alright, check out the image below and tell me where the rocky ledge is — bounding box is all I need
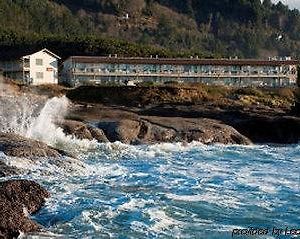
[64,105,252,145]
[0,180,49,239]
[96,117,251,145]
[57,120,108,143]
[0,133,71,158]
[0,161,21,178]
[65,85,300,145]
[0,132,74,178]
[139,104,300,144]
[66,102,300,145]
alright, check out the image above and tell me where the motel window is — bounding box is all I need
[36,72,44,79]
[36,59,43,66]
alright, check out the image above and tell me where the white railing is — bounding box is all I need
[72,71,295,79]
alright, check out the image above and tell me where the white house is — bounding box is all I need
[0,48,60,85]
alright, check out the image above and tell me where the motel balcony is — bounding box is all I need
[71,69,295,79]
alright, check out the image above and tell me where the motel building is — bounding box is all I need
[0,48,60,85]
[61,56,298,87]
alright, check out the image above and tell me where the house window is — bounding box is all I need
[36,59,43,66]
[36,72,43,79]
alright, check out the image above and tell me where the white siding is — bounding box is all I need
[28,50,59,85]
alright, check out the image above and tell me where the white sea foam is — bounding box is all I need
[148,208,183,237]
[0,84,299,238]
[0,92,98,157]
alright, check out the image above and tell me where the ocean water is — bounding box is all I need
[3,142,299,239]
[0,96,299,239]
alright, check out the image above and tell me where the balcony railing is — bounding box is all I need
[71,70,295,79]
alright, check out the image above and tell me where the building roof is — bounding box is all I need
[28,48,61,59]
[67,56,299,66]
[0,48,60,61]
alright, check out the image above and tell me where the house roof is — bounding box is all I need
[0,48,61,61]
[67,56,299,66]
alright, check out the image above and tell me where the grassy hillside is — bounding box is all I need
[1,0,300,59]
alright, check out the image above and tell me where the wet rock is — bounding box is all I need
[0,161,21,177]
[0,180,49,239]
[0,133,69,158]
[98,119,141,144]
[139,104,300,144]
[233,116,300,144]
[57,120,108,142]
[97,117,251,145]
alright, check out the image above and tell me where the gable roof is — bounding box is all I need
[25,48,61,59]
[0,48,61,61]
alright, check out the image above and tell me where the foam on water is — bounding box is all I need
[0,142,296,239]
[0,84,299,238]
[0,89,98,155]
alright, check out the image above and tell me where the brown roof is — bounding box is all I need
[68,56,299,66]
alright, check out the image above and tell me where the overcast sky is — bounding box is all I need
[271,0,300,9]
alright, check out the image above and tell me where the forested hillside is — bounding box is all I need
[1,0,300,59]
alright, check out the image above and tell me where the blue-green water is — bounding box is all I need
[4,142,300,238]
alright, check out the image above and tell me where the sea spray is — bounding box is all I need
[0,93,45,135]
[0,84,97,153]
[25,96,98,153]
[26,96,69,144]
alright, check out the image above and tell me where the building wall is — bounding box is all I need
[0,50,59,85]
[28,51,58,85]
[62,59,298,87]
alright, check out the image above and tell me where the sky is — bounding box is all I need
[271,0,300,10]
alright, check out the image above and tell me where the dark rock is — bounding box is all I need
[0,180,49,239]
[234,116,300,144]
[0,133,68,158]
[97,117,251,145]
[57,120,108,142]
[139,104,300,144]
[98,119,141,144]
[87,125,109,142]
[0,161,21,177]
[142,117,251,145]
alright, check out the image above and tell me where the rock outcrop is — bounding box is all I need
[0,133,69,158]
[97,117,252,145]
[57,120,108,142]
[138,104,300,144]
[68,101,300,145]
[0,161,21,177]
[0,180,49,239]
[233,116,300,144]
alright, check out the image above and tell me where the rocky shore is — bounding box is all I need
[0,180,49,239]
[65,103,300,145]
[0,84,299,237]
[62,106,252,145]
[0,133,72,238]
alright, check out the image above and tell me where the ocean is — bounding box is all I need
[2,142,299,238]
[0,96,299,239]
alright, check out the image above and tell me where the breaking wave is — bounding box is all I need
[1,142,299,239]
[0,84,299,238]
